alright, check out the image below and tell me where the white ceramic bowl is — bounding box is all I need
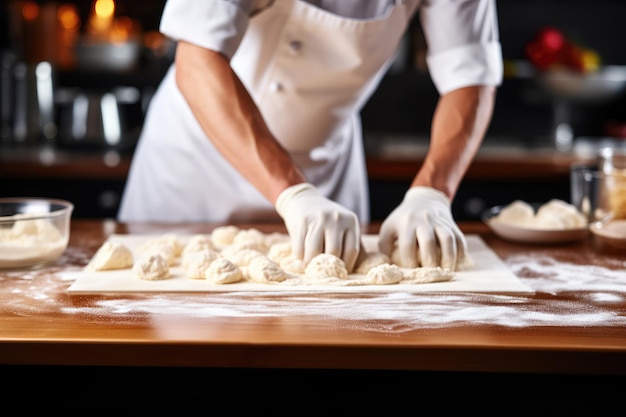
[0,198,74,269]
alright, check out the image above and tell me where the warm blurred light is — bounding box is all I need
[58,4,81,31]
[110,15,133,42]
[144,30,164,50]
[22,1,40,21]
[94,0,115,19]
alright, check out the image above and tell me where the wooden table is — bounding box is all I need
[2,220,625,411]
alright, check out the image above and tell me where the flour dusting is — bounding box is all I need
[2,247,626,333]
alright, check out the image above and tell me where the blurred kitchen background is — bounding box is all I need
[1,0,626,220]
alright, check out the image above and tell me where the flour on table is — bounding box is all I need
[85,241,133,271]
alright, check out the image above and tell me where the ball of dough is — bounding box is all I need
[247,256,291,283]
[366,263,403,285]
[305,253,348,280]
[136,240,176,266]
[535,199,586,229]
[222,248,265,267]
[181,234,215,256]
[133,254,170,280]
[210,225,240,248]
[279,255,306,274]
[495,200,535,227]
[181,248,221,269]
[231,228,269,253]
[149,233,184,256]
[205,258,243,284]
[354,251,391,274]
[267,241,292,263]
[86,241,134,271]
[185,250,221,279]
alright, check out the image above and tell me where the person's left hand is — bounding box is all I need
[378,186,467,271]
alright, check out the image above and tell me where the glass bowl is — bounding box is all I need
[0,198,74,269]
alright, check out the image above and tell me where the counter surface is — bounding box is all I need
[1,220,625,375]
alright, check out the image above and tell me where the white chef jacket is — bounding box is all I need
[117,0,502,223]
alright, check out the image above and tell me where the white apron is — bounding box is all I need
[118,0,417,223]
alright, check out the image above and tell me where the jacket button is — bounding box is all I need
[269,81,283,92]
[289,40,302,53]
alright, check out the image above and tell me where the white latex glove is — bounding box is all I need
[378,186,467,271]
[275,183,361,272]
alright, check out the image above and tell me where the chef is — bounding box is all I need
[118,0,503,272]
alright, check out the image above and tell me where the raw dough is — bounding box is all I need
[305,253,348,280]
[494,200,535,227]
[136,240,176,266]
[181,234,215,256]
[247,256,291,283]
[210,225,240,248]
[133,254,170,280]
[367,263,403,284]
[402,266,455,284]
[86,241,134,271]
[205,257,243,284]
[184,250,221,279]
[267,241,292,263]
[355,251,391,274]
[0,217,67,268]
[279,255,306,274]
[222,248,265,267]
[535,199,586,229]
[231,228,269,253]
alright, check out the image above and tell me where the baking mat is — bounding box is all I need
[66,234,533,294]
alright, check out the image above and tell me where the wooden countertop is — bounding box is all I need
[1,220,625,376]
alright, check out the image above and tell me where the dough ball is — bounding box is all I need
[264,232,290,247]
[86,241,134,271]
[305,253,348,280]
[366,263,403,285]
[222,248,265,267]
[267,241,292,263]
[231,228,269,253]
[205,257,243,284]
[535,199,586,229]
[185,250,221,279]
[210,225,240,248]
[148,233,184,256]
[279,255,306,274]
[247,256,291,283]
[136,241,176,266]
[133,254,170,281]
[181,234,215,256]
[354,251,391,274]
[181,248,221,269]
[402,266,454,284]
[495,200,535,227]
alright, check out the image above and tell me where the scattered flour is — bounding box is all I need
[2,245,626,333]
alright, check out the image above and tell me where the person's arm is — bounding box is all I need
[412,85,496,199]
[174,40,306,204]
[378,85,496,271]
[174,41,361,271]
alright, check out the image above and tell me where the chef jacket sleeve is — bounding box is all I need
[419,0,503,95]
[159,0,271,60]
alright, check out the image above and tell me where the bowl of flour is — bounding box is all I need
[0,198,74,269]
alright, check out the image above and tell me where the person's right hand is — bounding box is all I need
[275,183,361,272]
